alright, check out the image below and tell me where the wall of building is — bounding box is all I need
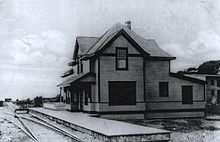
[97,34,145,112]
[83,59,100,112]
[145,60,205,118]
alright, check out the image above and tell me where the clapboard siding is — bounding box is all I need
[144,60,205,118]
[97,33,144,112]
[99,56,144,103]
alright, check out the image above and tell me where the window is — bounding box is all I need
[182,86,193,104]
[116,48,128,70]
[80,61,83,73]
[109,81,136,106]
[159,82,169,97]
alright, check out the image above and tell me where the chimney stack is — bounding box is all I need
[125,21,131,30]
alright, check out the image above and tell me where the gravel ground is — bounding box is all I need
[125,118,220,142]
[0,113,31,142]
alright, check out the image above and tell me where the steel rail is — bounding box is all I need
[0,116,38,142]
[5,103,85,142]
[21,114,85,142]
[4,103,40,142]
[16,115,40,142]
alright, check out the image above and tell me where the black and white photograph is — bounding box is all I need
[1,0,220,141]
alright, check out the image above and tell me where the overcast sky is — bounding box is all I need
[0,0,220,100]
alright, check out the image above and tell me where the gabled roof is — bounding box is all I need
[57,72,96,87]
[73,36,99,59]
[82,23,175,59]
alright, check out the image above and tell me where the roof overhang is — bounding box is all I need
[170,72,207,84]
[57,72,96,87]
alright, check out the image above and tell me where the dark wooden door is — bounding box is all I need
[182,86,193,104]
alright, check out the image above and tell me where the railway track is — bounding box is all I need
[5,103,85,142]
[0,116,38,142]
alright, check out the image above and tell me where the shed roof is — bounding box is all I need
[170,73,207,84]
[57,72,95,87]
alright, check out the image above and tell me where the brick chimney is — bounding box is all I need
[125,21,131,30]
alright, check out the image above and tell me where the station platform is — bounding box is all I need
[29,107,170,141]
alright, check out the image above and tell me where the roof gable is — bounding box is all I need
[89,29,150,57]
[73,36,99,59]
[73,22,175,60]
[84,23,175,59]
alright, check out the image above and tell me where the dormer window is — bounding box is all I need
[116,47,128,70]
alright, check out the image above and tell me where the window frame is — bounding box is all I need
[182,86,193,104]
[159,82,169,97]
[109,81,136,106]
[115,47,128,70]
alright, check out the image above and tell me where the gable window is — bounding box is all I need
[109,81,136,106]
[159,82,169,97]
[182,86,193,104]
[116,48,128,70]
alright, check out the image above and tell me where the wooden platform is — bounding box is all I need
[29,108,170,142]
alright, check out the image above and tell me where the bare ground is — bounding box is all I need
[125,118,220,142]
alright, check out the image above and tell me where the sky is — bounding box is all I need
[0,0,220,100]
